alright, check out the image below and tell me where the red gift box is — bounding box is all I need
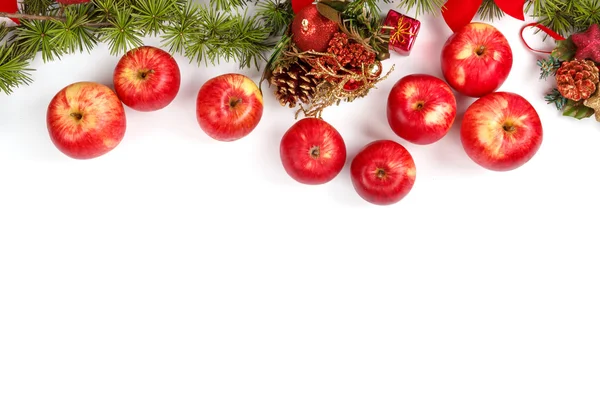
[383,10,421,56]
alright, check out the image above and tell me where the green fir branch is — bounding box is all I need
[537,55,562,80]
[50,6,98,53]
[256,0,293,37]
[210,0,248,12]
[0,45,34,94]
[477,0,503,21]
[16,19,64,62]
[0,22,12,42]
[132,0,178,36]
[101,8,145,55]
[394,0,445,15]
[160,0,200,55]
[21,0,58,16]
[545,88,568,110]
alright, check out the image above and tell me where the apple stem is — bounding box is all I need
[229,98,243,108]
[70,112,83,121]
[376,168,387,179]
[476,45,486,56]
[503,124,516,133]
[138,69,154,79]
[309,146,320,159]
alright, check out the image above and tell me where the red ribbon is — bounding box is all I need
[0,0,19,24]
[520,22,566,54]
[442,0,525,32]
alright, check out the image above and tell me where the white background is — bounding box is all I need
[1,3,599,400]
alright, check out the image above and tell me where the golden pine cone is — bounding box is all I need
[269,62,319,108]
[556,59,600,101]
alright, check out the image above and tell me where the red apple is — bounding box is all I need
[350,140,416,205]
[461,92,543,171]
[387,74,457,145]
[280,118,346,185]
[113,46,181,112]
[46,81,126,159]
[196,73,264,142]
[441,22,513,98]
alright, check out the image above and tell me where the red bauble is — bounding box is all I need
[291,4,339,52]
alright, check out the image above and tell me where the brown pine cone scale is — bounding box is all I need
[270,62,318,107]
[556,59,600,101]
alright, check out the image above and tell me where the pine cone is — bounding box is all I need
[270,61,319,108]
[556,59,600,101]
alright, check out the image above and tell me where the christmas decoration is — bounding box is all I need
[291,0,314,14]
[270,60,319,107]
[571,24,600,64]
[382,10,420,56]
[536,21,600,121]
[291,4,339,52]
[396,0,600,39]
[441,0,524,33]
[263,0,393,118]
[2,0,597,97]
[0,0,19,23]
[0,0,293,95]
[555,59,599,102]
[583,90,600,122]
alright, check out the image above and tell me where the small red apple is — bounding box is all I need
[196,73,264,142]
[441,22,513,98]
[350,140,416,205]
[461,92,543,171]
[280,118,346,185]
[46,81,126,159]
[387,74,457,145]
[113,46,181,112]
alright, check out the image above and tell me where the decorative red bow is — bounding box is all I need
[0,0,19,24]
[442,0,525,32]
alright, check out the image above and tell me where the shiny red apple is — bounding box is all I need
[196,73,264,142]
[113,46,181,112]
[280,117,346,185]
[387,74,457,145]
[441,22,513,98]
[461,92,543,171]
[350,140,416,205]
[46,81,126,159]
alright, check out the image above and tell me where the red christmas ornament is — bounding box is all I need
[291,0,313,14]
[383,10,421,56]
[291,4,339,53]
[0,0,19,24]
[572,24,600,64]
